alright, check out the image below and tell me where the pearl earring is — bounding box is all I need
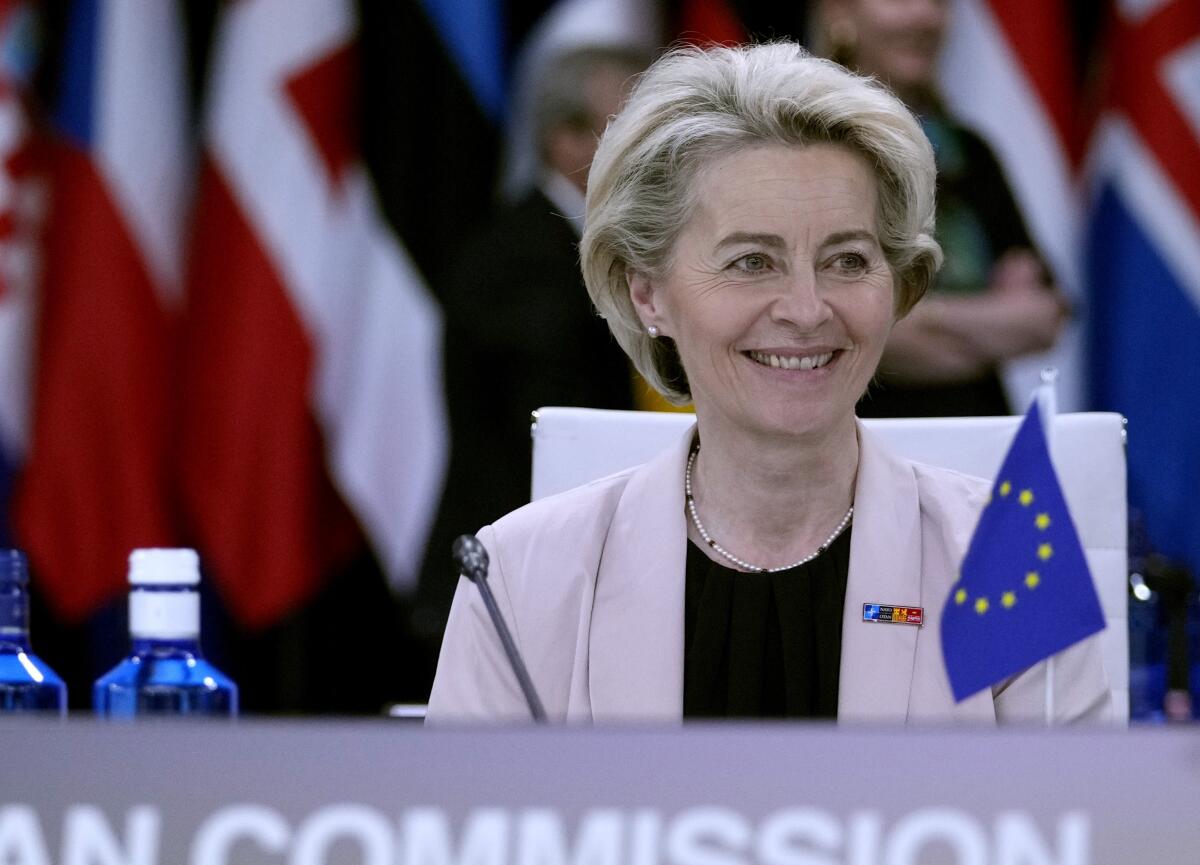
[647,325,660,338]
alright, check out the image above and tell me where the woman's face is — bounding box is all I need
[833,0,948,95]
[630,144,895,442]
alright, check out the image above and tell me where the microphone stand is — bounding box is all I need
[452,535,547,722]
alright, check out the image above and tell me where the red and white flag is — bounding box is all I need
[16,0,185,618]
[179,0,447,628]
[938,0,1086,409]
[0,1,39,545]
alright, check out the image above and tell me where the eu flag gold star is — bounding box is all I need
[1025,571,1040,589]
[1036,513,1051,530]
[1019,489,1034,506]
[1038,543,1053,561]
[975,597,989,615]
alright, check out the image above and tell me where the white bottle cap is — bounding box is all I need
[128,548,201,586]
[128,548,201,639]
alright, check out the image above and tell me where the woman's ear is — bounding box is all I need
[627,269,666,335]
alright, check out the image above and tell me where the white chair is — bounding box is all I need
[530,407,1129,723]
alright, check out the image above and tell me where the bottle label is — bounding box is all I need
[129,590,200,639]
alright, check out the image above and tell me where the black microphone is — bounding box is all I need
[451,534,547,722]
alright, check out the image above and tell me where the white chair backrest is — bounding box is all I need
[531,407,1129,724]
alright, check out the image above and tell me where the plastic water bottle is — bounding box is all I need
[94,548,237,718]
[0,549,67,715]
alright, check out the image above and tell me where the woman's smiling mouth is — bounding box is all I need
[746,349,837,371]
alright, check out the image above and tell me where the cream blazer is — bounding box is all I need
[427,423,1112,724]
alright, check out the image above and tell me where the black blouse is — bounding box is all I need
[683,527,852,719]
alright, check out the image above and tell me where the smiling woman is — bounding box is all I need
[427,43,1111,725]
[625,144,894,446]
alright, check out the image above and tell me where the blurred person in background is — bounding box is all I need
[427,43,1109,723]
[416,45,650,643]
[817,0,1070,418]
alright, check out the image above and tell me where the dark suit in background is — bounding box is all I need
[415,188,634,641]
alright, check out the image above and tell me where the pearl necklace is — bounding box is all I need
[684,444,854,574]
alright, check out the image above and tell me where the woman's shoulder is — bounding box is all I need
[861,421,991,521]
[485,466,640,570]
[909,459,991,496]
[904,461,991,607]
[908,459,991,531]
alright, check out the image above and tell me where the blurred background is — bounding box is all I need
[0,0,1195,720]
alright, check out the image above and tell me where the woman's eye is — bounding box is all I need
[832,252,868,272]
[731,253,770,273]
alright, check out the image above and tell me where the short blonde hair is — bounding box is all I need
[580,42,942,403]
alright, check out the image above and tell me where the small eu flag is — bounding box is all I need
[941,405,1106,701]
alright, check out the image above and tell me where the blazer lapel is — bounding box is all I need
[588,425,694,722]
[838,423,924,722]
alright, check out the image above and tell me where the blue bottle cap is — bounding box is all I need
[0,549,29,586]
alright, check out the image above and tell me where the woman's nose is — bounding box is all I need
[770,270,832,331]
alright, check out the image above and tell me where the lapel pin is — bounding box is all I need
[863,603,924,626]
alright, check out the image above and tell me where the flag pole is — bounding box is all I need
[1036,367,1059,725]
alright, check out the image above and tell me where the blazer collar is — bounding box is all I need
[588,423,694,722]
[837,421,923,722]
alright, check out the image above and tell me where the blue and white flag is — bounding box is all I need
[1086,1,1200,577]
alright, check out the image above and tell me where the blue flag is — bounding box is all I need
[941,406,1106,702]
[1086,1,1200,590]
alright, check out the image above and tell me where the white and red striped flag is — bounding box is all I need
[16,0,185,619]
[179,0,447,628]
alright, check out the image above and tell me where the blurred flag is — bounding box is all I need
[179,0,447,628]
[939,0,1086,410]
[674,0,745,44]
[0,0,38,548]
[941,404,1105,701]
[416,0,506,123]
[1086,1,1200,579]
[361,0,512,291]
[15,0,184,618]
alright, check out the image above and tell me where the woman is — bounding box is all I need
[817,0,1070,418]
[427,43,1109,723]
